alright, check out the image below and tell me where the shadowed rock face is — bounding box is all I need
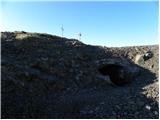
[1,31,159,119]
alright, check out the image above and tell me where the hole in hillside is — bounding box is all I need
[98,64,128,86]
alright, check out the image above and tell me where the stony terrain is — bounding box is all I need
[1,31,159,119]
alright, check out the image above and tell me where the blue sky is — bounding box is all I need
[1,1,158,47]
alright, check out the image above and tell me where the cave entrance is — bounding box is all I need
[98,64,127,86]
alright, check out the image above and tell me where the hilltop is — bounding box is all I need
[1,31,159,119]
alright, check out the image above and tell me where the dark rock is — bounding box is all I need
[143,51,153,61]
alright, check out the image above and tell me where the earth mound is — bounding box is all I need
[1,31,159,118]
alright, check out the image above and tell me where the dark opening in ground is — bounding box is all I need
[98,64,128,85]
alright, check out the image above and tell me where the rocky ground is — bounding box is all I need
[1,31,159,119]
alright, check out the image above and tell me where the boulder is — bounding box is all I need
[135,54,145,65]
[143,51,153,61]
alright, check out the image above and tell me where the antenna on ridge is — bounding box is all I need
[61,24,64,37]
[78,32,82,41]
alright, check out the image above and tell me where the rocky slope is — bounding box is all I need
[1,31,159,118]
